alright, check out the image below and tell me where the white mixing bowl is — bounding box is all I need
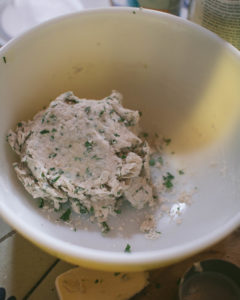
[0,8,240,271]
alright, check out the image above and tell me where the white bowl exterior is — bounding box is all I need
[0,8,240,271]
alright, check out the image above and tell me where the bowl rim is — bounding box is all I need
[0,7,240,269]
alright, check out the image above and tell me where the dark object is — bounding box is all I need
[179,259,240,300]
[0,287,16,300]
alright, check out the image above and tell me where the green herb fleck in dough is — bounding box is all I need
[51,176,60,183]
[48,153,57,159]
[163,172,175,189]
[2,56,7,64]
[84,106,91,114]
[99,110,105,117]
[64,97,79,104]
[60,208,71,221]
[91,155,102,160]
[101,221,110,233]
[74,157,82,161]
[178,169,184,175]
[40,129,50,134]
[84,140,93,152]
[109,139,117,145]
[149,158,155,166]
[38,198,44,208]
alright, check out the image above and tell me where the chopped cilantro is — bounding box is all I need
[125,119,135,127]
[49,167,55,171]
[149,158,155,166]
[114,272,121,276]
[49,114,57,120]
[118,117,125,123]
[79,202,88,214]
[84,140,93,152]
[48,153,57,159]
[99,110,105,117]
[84,106,91,114]
[52,128,57,133]
[38,198,44,208]
[17,122,22,127]
[139,111,142,117]
[94,279,99,284]
[51,176,60,183]
[109,139,117,145]
[74,186,85,194]
[142,132,148,138]
[98,129,105,134]
[91,155,102,160]
[74,157,82,161]
[163,172,175,189]
[40,129,50,134]
[124,244,131,253]
[101,221,110,233]
[64,97,79,104]
[114,133,120,137]
[68,144,72,148]
[121,154,127,159]
[163,137,171,145]
[60,208,71,221]
[2,56,7,63]
[178,169,184,175]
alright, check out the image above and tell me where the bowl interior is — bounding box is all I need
[0,8,240,271]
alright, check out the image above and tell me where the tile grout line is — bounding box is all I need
[22,258,60,300]
[0,230,16,243]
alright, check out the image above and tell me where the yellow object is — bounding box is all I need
[55,267,149,300]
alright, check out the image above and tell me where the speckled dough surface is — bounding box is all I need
[7,91,154,228]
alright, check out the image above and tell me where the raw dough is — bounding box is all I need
[7,91,154,227]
